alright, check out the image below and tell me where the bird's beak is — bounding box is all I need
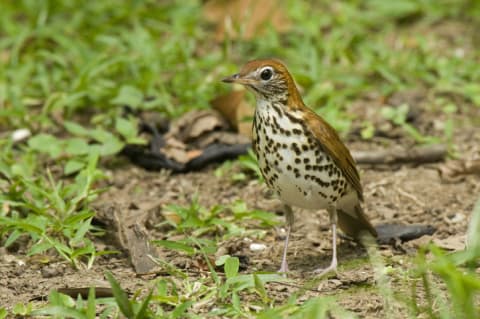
[222,73,240,83]
[222,73,255,85]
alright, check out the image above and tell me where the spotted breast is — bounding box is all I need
[253,99,348,210]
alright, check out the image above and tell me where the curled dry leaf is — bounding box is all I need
[162,110,231,163]
[203,0,290,41]
[167,109,229,143]
[433,235,466,251]
[162,137,189,164]
[194,131,250,149]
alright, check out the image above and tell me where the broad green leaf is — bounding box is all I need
[28,240,53,256]
[64,121,90,137]
[71,218,93,245]
[64,160,86,175]
[224,256,239,279]
[65,138,90,155]
[28,134,63,158]
[215,254,230,266]
[115,117,137,140]
[96,139,124,156]
[110,85,144,109]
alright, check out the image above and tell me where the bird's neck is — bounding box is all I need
[254,89,306,116]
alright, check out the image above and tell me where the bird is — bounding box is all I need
[222,59,377,275]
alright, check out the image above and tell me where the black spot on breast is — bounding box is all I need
[290,143,301,156]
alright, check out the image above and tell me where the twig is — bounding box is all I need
[352,144,447,165]
[396,187,425,207]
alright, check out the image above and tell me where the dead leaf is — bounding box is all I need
[203,0,290,41]
[433,235,466,251]
[162,137,189,163]
[168,110,229,143]
[194,131,250,148]
[162,210,182,225]
[93,202,159,275]
[186,149,203,161]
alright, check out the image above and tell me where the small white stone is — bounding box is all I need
[249,243,267,252]
[448,213,465,224]
[11,128,31,142]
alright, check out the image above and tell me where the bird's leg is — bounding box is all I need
[314,207,338,276]
[278,204,294,274]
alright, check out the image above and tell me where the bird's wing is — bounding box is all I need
[303,108,364,201]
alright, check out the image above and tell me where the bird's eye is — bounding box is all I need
[260,67,273,81]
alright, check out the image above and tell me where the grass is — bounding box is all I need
[1,0,480,317]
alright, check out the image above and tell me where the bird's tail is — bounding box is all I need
[336,192,377,239]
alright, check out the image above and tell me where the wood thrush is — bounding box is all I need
[223,59,377,275]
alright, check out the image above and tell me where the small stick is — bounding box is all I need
[352,144,447,165]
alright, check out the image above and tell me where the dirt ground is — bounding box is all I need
[1,95,479,318]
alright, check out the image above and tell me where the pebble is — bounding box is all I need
[41,265,64,278]
[11,128,31,143]
[249,243,267,252]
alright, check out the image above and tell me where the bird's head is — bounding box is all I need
[223,59,302,105]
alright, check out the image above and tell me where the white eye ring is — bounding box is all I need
[259,67,274,81]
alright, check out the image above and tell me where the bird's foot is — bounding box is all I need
[312,260,338,277]
[278,261,289,277]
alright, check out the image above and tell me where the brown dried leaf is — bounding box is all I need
[194,131,250,148]
[162,210,182,225]
[186,149,203,161]
[203,0,290,41]
[433,235,466,251]
[162,137,189,163]
[168,110,229,143]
